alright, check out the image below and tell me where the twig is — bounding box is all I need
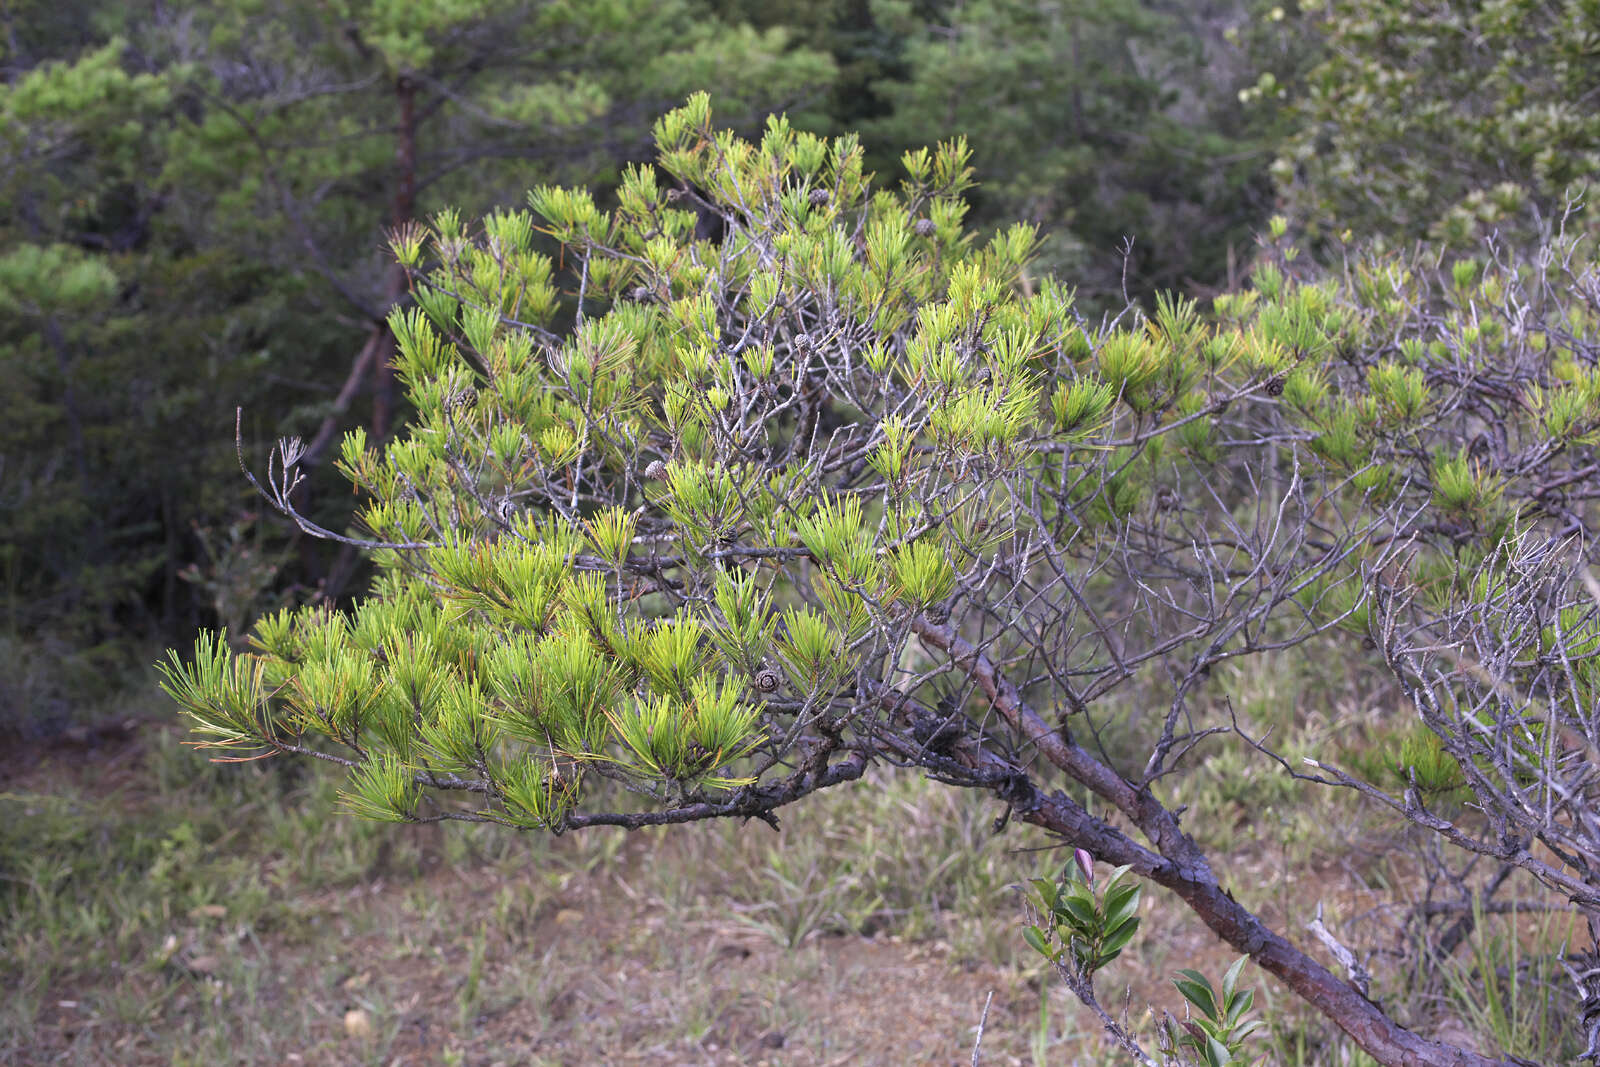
[1306,902,1372,998]
[970,990,993,1067]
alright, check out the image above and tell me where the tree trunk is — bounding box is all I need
[372,72,418,442]
[916,619,1510,1067]
[1017,786,1509,1067]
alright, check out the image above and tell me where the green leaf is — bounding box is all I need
[1227,988,1256,1027]
[1174,971,1219,1021]
[1101,914,1141,955]
[1023,924,1054,959]
[1102,881,1141,923]
[1222,955,1248,1000]
[1056,892,1099,929]
[1100,915,1139,953]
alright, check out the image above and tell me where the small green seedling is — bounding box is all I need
[1169,956,1265,1066]
[1023,849,1143,979]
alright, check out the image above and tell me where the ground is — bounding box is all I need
[1,673,1580,1065]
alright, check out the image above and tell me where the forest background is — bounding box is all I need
[6,0,1593,711]
[3,0,1598,1063]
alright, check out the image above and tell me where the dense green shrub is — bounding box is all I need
[1266,0,1600,248]
[162,98,1600,1064]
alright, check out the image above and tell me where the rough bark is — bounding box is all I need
[914,619,1511,1067]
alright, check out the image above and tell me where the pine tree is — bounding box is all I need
[165,98,1600,1064]
[863,0,1272,302]
[0,0,833,678]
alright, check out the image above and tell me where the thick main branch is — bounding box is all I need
[913,618,1510,1067]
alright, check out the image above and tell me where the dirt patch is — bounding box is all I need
[7,719,1573,1065]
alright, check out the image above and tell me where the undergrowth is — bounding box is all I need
[0,641,1580,1064]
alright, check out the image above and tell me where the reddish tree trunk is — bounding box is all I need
[372,73,417,441]
[292,72,417,592]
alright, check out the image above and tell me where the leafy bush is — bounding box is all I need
[1266,0,1600,248]
[164,97,1600,1065]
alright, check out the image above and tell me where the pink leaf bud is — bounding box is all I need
[1074,848,1095,887]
